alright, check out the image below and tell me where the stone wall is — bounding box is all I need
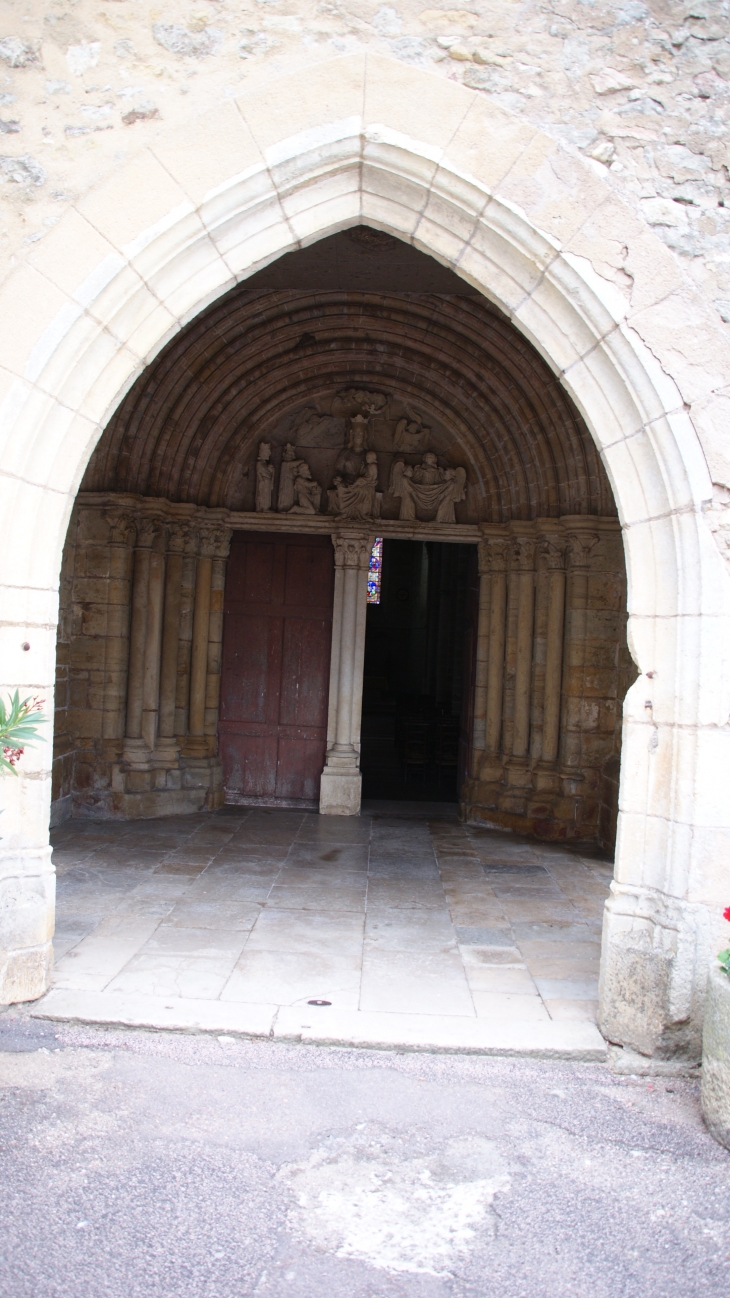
[53,496,231,821]
[463,517,633,843]
[1,3,729,322]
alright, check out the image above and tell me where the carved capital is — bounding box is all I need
[167,522,189,554]
[199,523,232,559]
[183,523,201,555]
[477,536,510,574]
[538,536,567,571]
[135,516,164,550]
[332,530,372,570]
[104,509,136,547]
[511,536,536,571]
[565,532,599,568]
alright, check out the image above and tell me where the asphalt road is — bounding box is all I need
[0,1009,728,1298]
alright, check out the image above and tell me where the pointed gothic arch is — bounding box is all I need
[1,55,728,1061]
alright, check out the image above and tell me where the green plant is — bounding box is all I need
[719,906,730,978]
[0,692,47,775]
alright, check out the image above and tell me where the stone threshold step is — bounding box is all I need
[33,988,607,1061]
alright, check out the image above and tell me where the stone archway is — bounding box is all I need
[61,239,629,838]
[1,55,729,1063]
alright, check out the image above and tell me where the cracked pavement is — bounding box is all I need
[0,1010,728,1298]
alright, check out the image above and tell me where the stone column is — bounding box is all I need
[511,536,536,762]
[320,529,372,816]
[187,527,214,758]
[123,516,160,763]
[175,524,199,739]
[102,508,137,745]
[560,529,599,775]
[478,536,509,780]
[472,541,492,754]
[156,522,186,763]
[539,535,567,766]
[141,527,167,753]
[204,526,232,740]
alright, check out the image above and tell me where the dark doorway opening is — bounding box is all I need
[360,539,476,802]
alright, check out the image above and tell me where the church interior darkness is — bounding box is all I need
[360,538,474,803]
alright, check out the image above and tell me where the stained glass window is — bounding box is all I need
[367,537,383,604]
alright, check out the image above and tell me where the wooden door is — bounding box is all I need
[219,532,334,807]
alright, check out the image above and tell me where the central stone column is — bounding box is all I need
[319,528,372,816]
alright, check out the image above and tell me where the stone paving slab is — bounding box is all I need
[42,805,613,1058]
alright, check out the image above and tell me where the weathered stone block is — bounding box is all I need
[701,967,730,1150]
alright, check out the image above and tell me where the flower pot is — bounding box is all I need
[701,966,730,1150]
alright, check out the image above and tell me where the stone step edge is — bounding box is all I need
[33,989,607,1062]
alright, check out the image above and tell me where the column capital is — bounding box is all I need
[104,508,137,547]
[332,529,373,570]
[565,531,600,568]
[135,516,165,550]
[477,535,510,574]
[199,522,232,559]
[537,535,568,571]
[167,521,189,554]
[511,535,536,571]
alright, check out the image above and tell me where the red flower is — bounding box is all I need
[724,907,730,923]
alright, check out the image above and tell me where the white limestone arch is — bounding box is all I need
[1,55,729,1059]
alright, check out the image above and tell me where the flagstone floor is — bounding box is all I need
[37,804,612,1057]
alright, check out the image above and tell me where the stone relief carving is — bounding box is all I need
[389,454,466,523]
[249,382,470,523]
[331,389,387,420]
[328,450,382,519]
[393,415,431,453]
[291,407,345,448]
[333,414,370,486]
[276,444,307,512]
[254,441,274,512]
[288,463,322,514]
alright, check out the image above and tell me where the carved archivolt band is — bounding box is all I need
[87,289,614,521]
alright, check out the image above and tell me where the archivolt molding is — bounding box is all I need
[83,286,612,521]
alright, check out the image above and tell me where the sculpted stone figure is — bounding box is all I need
[254,442,274,512]
[389,455,467,523]
[412,451,441,485]
[328,450,382,519]
[288,463,322,514]
[277,443,306,512]
[394,416,430,453]
[333,414,369,485]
